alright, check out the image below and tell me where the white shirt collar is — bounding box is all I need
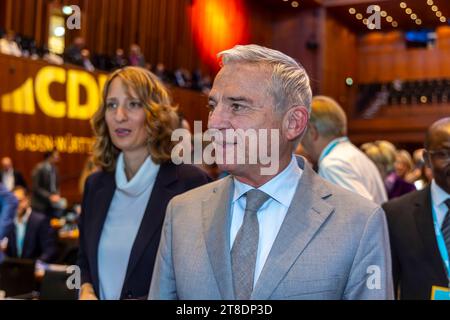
[115,153,160,197]
[431,179,450,208]
[233,155,303,207]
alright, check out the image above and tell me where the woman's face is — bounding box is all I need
[394,156,409,178]
[105,77,149,156]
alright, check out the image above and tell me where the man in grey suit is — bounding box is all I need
[149,44,394,300]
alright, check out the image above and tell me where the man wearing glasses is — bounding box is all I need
[383,117,450,300]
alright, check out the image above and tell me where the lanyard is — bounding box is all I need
[318,136,349,164]
[431,205,450,287]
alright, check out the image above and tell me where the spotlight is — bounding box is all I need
[440,16,447,23]
[427,0,433,5]
[436,11,442,18]
[416,19,422,25]
[405,8,412,15]
[381,11,387,17]
[400,2,407,9]
[432,5,438,12]
[291,1,299,7]
[392,21,398,27]
[349,8,356,14]
[411,14,417,20]
[386,16,393,22]
[356,13,363,20]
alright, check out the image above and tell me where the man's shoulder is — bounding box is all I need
[318,176,381,220]
[382,188,427,218]
[169,176,227,206]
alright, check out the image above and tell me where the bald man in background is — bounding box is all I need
[383,117,450,299]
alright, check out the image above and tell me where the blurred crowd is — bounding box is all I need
[0,30,212,94]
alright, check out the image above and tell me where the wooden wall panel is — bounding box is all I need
[358,26,450,83]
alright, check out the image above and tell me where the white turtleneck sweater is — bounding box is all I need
[98,153,160,300]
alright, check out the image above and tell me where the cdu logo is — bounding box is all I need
[367,5,381,30]
[66,5,81,30]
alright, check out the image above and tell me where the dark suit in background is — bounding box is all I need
[4,210,58,263]
[383,186,448,300]
[77,162,210,300]
[31,162,59,217]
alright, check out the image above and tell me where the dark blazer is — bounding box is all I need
[1,170,28,190]
[5,210,59,263]
[77,161,211,300]
[383,186,449,300]
[31,162,60,216]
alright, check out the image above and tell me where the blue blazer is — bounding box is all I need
[77,161,211,299]
[5,210,59,263]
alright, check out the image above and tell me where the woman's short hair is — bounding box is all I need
[91,66,179,171]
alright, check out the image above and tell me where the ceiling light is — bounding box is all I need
[291,1,299,7]
[349,8,356,14]
[381,11,387,17]
[436,11,442,17]
[400,2,407,9]
[386,16,393,22]
[363,18,369,25]
[356,13,363,20]
[427,0,433,5]
[405,8,412,14]
[411,13,417,19]
[432,5,438,12]
[440,16,447,23]
[416,19,422,25]
[392,21,398,27]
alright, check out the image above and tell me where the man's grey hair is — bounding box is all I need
[309,95,347,138]
[218,44,312,115]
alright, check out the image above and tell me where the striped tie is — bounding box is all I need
[442,199,450,258]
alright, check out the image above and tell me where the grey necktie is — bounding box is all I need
[231,189,270,300]
[442,199,450,258]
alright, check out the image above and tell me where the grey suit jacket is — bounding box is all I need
[149,157,394,300]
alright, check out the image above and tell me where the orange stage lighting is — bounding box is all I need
[188,0,249,72]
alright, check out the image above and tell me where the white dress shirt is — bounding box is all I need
[430,179,450,229]
[98,153,160,300]
[2,169,14,191]
[230,155,303,287]
[318,137,388,205]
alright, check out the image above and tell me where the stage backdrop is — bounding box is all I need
[0,54,209,205]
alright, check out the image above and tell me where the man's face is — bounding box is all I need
[13,189,29,216]
[425,126,450,193]
[207,62,286,180]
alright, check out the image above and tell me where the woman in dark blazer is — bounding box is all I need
[77,67,210,300]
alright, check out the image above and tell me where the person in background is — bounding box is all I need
[64,37,85,66]
[0,183,17,243]
[383,117,450,299]
[81,49,95,72]
[31,149,62,218]
[1,157,27,191]
[77,66,210,300]
[0,30,22,57]
[376,141,416,199]
[301,96,387,205]
[395,149,414,180]
[128,44,145,67]
[406,148,433,190]
[3,186,58,263]
[111,48,128,70]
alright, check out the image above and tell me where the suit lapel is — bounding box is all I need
[89,172,116,294]
[122,162,178,291]
[252,158,334,300]
[413,187,448,281]
[202,176,235,300]
[22,213,36,258]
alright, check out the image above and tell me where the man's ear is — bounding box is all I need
[283,106,309,142]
